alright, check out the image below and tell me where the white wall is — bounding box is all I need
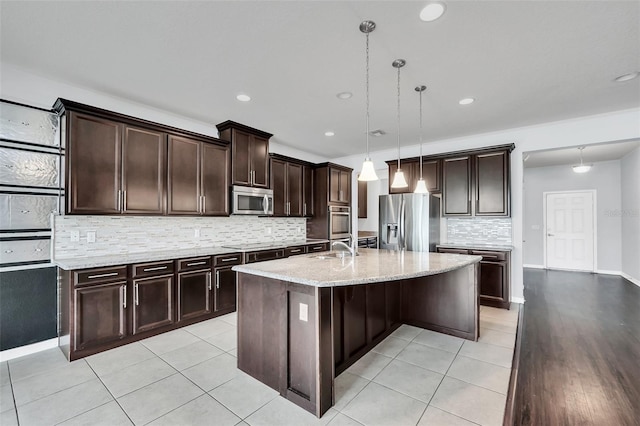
[523,160,622,272]
[337,108,640,303]
[620,146,640,284]
[357,168,388,233]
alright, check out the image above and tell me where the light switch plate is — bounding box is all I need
[86,231,96,243]
[299,303,308,322]
[70,230,80,242]
[194,228,201,238]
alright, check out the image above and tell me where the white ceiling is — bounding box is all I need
[1,1,639,159]
[523,139,640,168]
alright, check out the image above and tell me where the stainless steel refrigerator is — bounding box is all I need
[379,193,440,252]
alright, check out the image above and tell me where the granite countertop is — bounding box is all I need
[233,248,482,287]
[437,242,514,251]
[53,239,330,270]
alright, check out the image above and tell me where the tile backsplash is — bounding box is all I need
[53,215,307,259]
[446,218,512,245]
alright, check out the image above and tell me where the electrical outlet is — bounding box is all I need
[299,303,308,322]
[266,226,272,235]
[194,228,201,238]
[70,230,80,242]
[297,226,302,234]
[87,231,96,243]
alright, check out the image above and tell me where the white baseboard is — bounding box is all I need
[596,269,621,276]
[523,264,545,269]
[621,272,640,288]
[511,296,525,304]
[0,338,59,362]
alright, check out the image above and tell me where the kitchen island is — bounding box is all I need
[233,248,481,417]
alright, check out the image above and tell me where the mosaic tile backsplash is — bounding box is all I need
[53,215,307,259]
[446,218,512,245]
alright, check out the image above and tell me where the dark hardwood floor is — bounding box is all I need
[512,269,640,425]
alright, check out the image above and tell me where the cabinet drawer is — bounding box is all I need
[285,245,307,257]
[437,248,470,255]
[75,266,127,286]
[244,249,285,264]
[213,253,242,267]
[469,250,507,262]
[131,260,174,278]
[307,243,329,253]
[177,257,212,272]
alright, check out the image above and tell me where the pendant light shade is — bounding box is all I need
[357,20,379,182]
[572,146,592,173]
[390,59,408,189]
[414,85,429,194]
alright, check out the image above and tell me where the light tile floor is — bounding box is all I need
[0,305,519,426]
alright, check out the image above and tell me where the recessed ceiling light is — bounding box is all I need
[420,2,446,22]
[236,94,251,102]
[336,92,353,99]
[324,131,335,137]
[459,98,475,105]
[614,72,639,82]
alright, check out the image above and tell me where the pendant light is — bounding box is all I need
[572,146,592,173]
[357,20,379,182]
[390,59,408,188]
[414,85,429,194]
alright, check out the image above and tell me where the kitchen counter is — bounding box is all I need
[233,248,481,287]
[437,242,514,251]
[53,239,329,270]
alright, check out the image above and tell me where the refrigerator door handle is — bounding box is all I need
[399,198,406,250]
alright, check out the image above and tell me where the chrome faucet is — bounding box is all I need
[331,234,357,257]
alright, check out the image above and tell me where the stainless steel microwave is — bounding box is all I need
[231,185,273,215]
[328,205,351,240]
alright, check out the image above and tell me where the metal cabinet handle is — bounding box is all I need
[4,250,13,254]
[215,270,220,289]
[117,190,122,212]
[221,257,238,262]
[207,271,212,291]
[134,283,139,306]
[202,195,206,214]
[547,233,554,236]
[122,285,127,309]
[312,246,323,251]
[20,210,30,214]
[123,190,127,211]
[87,272,118,279]
[187,261,207,267]
[303,203,307,216]
[290,249,301,253]
[143,266,167,272]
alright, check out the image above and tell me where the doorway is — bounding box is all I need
[544,190,595,272]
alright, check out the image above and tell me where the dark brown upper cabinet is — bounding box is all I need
[168,136,230,216]
[329,166,351,205]
[475,150,510,216]
[386,158,441,194]
[442,155,473,216]
[216,121,272,188]
[358,178,367,218]
[302,165,314,217]
[270,156,303,217]
[54,99,229,217]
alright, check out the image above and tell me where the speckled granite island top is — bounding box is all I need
[233,248,481,287]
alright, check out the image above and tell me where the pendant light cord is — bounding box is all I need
[419,88,423,178]
[365,32,370,159]
[396,65,401,169]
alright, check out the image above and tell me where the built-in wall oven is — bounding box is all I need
[328,205,351,240]
[231,185,273,215]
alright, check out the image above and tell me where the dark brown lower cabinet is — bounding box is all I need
[177,270,212,322]
[132,274,174,334]
[214,267,236,312]
[74,281,126,351]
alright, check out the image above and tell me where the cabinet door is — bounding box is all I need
[329,168,341,203]
[302,165,314,216]
[475,151,509,216]
[167,136,201,215]
[357,179,367,218]
[177,270,212,322]
[340,170,351,203]
[442,156,472,216]
[343,286,367,358]
[122,126,166,214]
[270,158,287,216]
[232,129,251,186]
[422,159,441,193]
[202,143,230,215]
[287,163,303,216]
[214,267,236,312]
[132,275,174,334]
[479,261,509,307]
[366,283,386,342]
[385,282,401,328]
[74,282,126,350]
[251,136,270,188]
[68,112,122,214]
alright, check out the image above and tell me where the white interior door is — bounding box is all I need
[545,191,595,271]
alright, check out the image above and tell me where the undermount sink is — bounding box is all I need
[313,251,358,260]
